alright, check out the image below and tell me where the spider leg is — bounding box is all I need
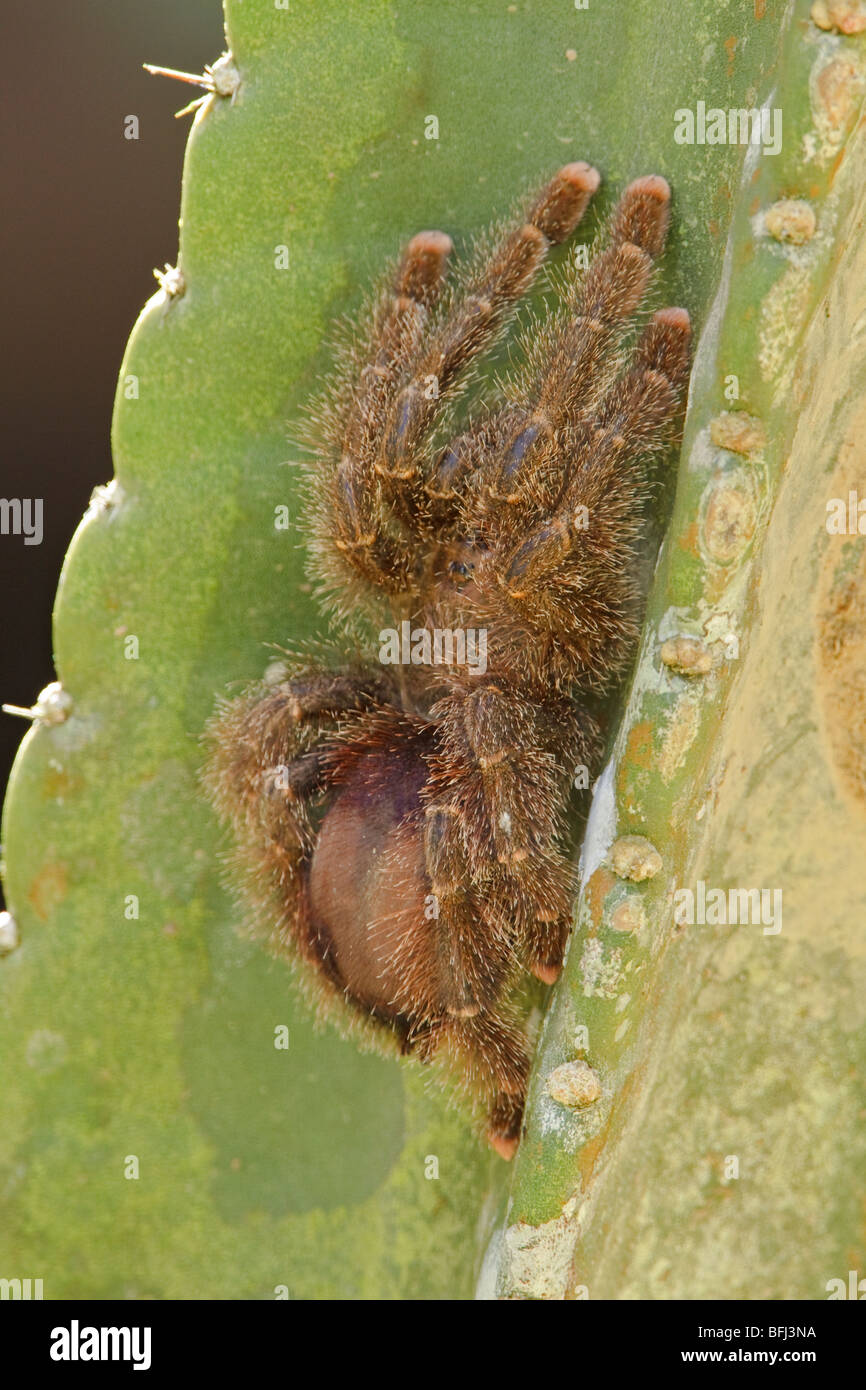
[310,229,454,600]
[420,415,495,536]
[420,802,514,1015]
[376,162,600,503]
[471,302,692,688]
[422,682,593,986]
[411,679,596,1156]
[473,176,676,528]
[204,665,394,970]
[311,163,601,615]
[206,666,394,821]
[417,1008,532,1158]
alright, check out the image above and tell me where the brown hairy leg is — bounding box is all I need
[471,303,692,688]
[309,163,601,611]
[204,665,394,968]
[467,176,677,533]
[421,682,591,984]
[412,1005,531,1160]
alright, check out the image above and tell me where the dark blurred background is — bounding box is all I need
[1,2,225,902]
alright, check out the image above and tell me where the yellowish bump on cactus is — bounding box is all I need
[547,1061,602,1108]
[811,0,866,34]
[710,410,767,455]
[609,835,663,882]
[660,636,713,677]
[765,199,817,245]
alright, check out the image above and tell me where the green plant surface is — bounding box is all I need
[2,0,857,1299]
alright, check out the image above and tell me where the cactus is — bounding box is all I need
[494,3,866,1300]
[2,0,864,1300]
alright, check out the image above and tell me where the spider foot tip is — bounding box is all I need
[406,229,454,258]
[488,1131,520,1161]
[626,173,671,203]
[533,162,601,244]
[654,306,691,333]
[529,961,561,985]
[556,160,602,194]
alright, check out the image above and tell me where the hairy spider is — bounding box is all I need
[205,164,691,1158]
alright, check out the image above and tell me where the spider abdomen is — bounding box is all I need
[307,746,434,1026]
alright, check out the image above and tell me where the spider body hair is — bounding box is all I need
[205,164,690,1157]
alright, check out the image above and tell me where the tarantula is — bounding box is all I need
[205,164,690,1158]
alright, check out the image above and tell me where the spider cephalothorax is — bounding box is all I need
[205,164,690,1158]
